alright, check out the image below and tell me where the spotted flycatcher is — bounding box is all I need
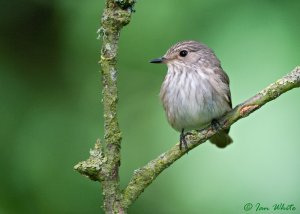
[150,40,233,150]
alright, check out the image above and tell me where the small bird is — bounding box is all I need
[150,40,233,150]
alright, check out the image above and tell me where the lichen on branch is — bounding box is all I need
[74,0,136,213]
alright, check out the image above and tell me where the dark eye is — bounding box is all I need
[179,50,188,57]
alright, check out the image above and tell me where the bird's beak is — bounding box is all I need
[149,57,166,64]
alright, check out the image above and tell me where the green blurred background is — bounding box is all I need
[1,0,300,213]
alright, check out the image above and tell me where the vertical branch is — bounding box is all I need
[75,0,136,213]
[98,0,136,212]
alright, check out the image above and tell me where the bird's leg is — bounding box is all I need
[179,129,192,151]
[211,119,221,131]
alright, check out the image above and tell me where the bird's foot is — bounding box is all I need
[211,119,221,131]
[179,129,193,151]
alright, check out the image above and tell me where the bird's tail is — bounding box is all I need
[210,129,233,148]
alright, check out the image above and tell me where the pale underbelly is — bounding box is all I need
[163,88,230,131]
[160,68,231,132]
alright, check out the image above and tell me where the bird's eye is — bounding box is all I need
[179,50,188,57]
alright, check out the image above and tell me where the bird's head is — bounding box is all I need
[150,40,219,68]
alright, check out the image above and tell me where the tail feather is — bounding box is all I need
[210,129,233,148]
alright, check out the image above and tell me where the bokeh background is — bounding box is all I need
[1,0,300,213]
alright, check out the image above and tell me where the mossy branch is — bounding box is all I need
[74,0,136,213]
[121,66,300,208]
